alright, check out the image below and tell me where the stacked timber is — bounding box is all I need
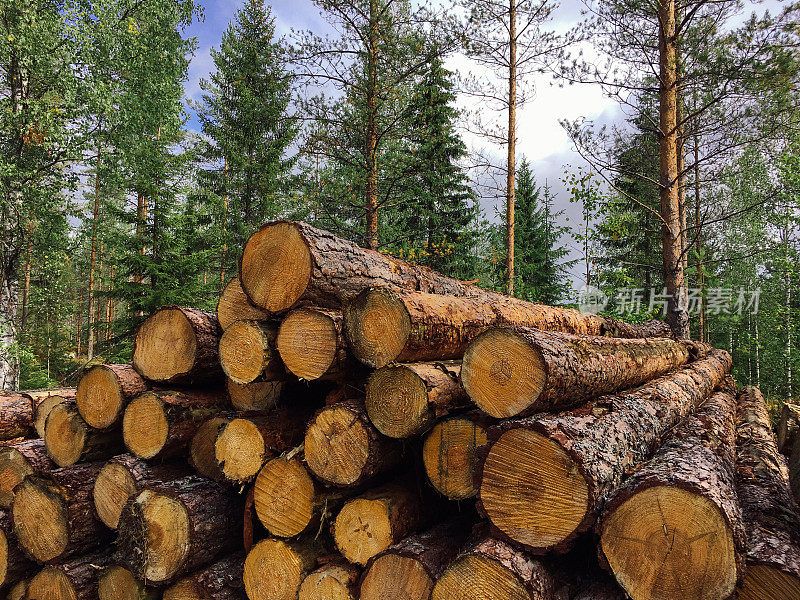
[1,220,798,600]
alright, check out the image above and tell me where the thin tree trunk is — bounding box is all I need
[76,288,83,359]
[20,233,32,337]
[106,255,114,342]
[787,234,793,399]
[505,0,517,296]
[755,314,761,388]
[220,155,228,289]
[87,120,102,360]
[365,0,379,250]
[693,127,705,341]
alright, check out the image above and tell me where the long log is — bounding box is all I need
[76,363,148,429]
[0,393,36,440]
[218,276,271,331]
[98,565,159,600]
[0,438,54,508]
[122,389,228,460]
[218,319,283,385]
[132,306,222,385]
[277,308,353,381]
[365,361,468,438]
[735,387,800,599]
[422,411,491,500]
[477,349,731,553]
[343,287,673,368]
[93,454,192,529]
[43,400,125,467]
[12,462,109,563]
[163,551,245,600]
[226,378,284,411]
[243,536,329,600]
[116,475,241,585]
[359,519,472,600]
[304,399,403,487]
[462,327,694,418]
[25,550,112,600]
[597,391,744,600]
[1,510,34,589]
[33,391,75,438]
[299,561,360,600]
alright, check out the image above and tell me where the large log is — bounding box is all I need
[116,475,241,585]
[76,363,148,429]
[25,550,111,600]
[477,349,731,553]
[462,327,694,418]
[304,399,403,487]
[0,393,35,441]
[776,402,800,453]
[218,319,283,385]
[163,551,245,600]
[1,510,35,590]
[0,438,54,508]
[298,561,360,600]
[218,276,271,330]
[597,391,744,600]
[98,565,159,600]
[365,361,469,438]
[343,288,673,368]
[132,306,222,385]
[33,391,75,438]
[12,462,109,563]
[243,536,329,600]
[333,481,423,566]
[359,519,472,600]
[422,412,491,500]
[43,400,125,467]
[277,308,353,381]
[226,378,283,411]
[122,389,228,460]
[93,454,192,529]
[431,525,564,600]
[735,387,800,599]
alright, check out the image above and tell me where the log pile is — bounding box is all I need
[1,220,798,600]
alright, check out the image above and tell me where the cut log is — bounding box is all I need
[163,551,245,600]
[790,431,800,505]
[43,400,125,467]
[598,391,744,600]
[33,393,74,439]
[218,320,283,385]
[333,481,423,566]
[1,510,35,589]
[116,475,241,584]
[76,364,148,429]
[93,454,192,529]
[343,288,673,368]
[12,462,109,563]
[735,387,800,599]
[122,389,228,460]
[432,526,562,600]
[298,561,360,600]
[462,327,693,418]
[98,565,158,600]
[243,536,329,600]
[218,276,271,331]
[777,402,800,453]
[0,438,54,508]
[132,306,222,385]
[25,550,111,600]
[304,399,403,487]
[422,412,490,500]
[477,349,731,553]
[190,416,235,482]
[360,519,472,600]
[226,378,283,411]
[277,308,351,381]
[8,579,27,600]
[0,393,36,441]
[365,362,468,438]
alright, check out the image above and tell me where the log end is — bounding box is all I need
[0,446,35,508]
[94,461,138,529]
[218,275,271,330]
[480,428,589,550]
[240,221,312,312]
[214,418,266,483]
[305,405,370,486]
[462,329,546,418]
[219,320,277,385]
[360,554,434,600]
[0,528,8,586]
[343,288,411,369]
[600,486,737,600]
[254,457,315,537]
[244,538,310,600]
[190,417,229,482]
[76,365,125,429]
[133,308,197,383]
[227,378,283,411]
[423,417,488,500]
[122,393,168,459]
[44,402,88,467]
[12,476,69,563]
[34,395,70,439]
[277,308,339,380]
[432,554,531,600]
[26,566,79,600]
[9,579,28,600]
[163,579,204,600]
[334,498,395,566]
[98,565,149,600]
[739,564,800,600]
[366,365,431,438]
[299,564,356,600]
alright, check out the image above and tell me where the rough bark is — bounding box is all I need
[218,320,283,385]
[343,287,673,368]
[164,551,245,600]
[365,361,468,438]
[12,462,110,563]
[43,400,125,467]
[243,536,330,600]
[0,438,54,508]
[217,276,271,331]
[735,387,800,598]
[76,363,148,429]
[116,475,242,585]
[598,391,744,600]
[25,550,112,600]
[462,328,693,418]
[277,308,353,382]
[132,306,222,385]
[0,394,36,440]
[777,402,800,454]
[1,510,35,589]
[477,349,731,553]
[304,399,404,487]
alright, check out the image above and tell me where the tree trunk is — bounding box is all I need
[76,363,148,430]
[98,565,159,600]
[164,551,245,600]
[43,400,125,467]
[506,0,517,296]
[365,361,468,438]
[20,234,32,338]
[462,327,694,418]
[76,287,83,359]
[477,349,731,553]
[277,308,354,381]
[25,550,112,600]
[12,462,110,563]
[735,387,800,598]
[365,0,379,250]
[244,536,330,600]
[693,125,705,341]
[344,288,672,368]
[0,393,37,440]
[0,438,54,508]
[777,402,800,454]
[218,319,283,385]
[217,276,270,331]
[299,560,360,600]
[598,391,744,600]
[132,306,222,385]
[1,509,35,588]
[88,122,102,361]
[304,399,404,487]
[116,475,242,585]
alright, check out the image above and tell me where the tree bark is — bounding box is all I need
[43,400,126,467]
[25,550,112,600]
[217,276,271,331]
[777,402,800,453]
[244,536,330,600]
[477,349,731,553]
[218,320,283,385]
[164,551,245,600]
[1,509,35,589]
[0,438,53,508]
[76,363,148,430]
[0,393,36,440]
